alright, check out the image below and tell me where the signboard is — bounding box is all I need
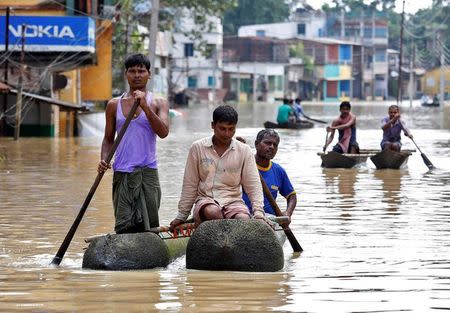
[0,16,95,53]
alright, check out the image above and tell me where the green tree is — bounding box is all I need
[223,0,290,35]
[111,0,236,91]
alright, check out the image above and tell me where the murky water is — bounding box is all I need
[1,101,449,312]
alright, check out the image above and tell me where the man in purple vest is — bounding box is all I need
[380,105,413,151]
[98,53,169,234]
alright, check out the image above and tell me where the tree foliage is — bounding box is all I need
[111,0,236,91]
[223,0,290,35]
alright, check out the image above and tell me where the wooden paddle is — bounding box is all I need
[51,98,141,266]
[323,131,329,153]
[410,138,435,170]
[259,174,303,252]
[303,114,327,124]
[398,119,434,170]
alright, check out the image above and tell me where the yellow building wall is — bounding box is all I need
[57,71,78,103]
[80,21,113,101]
[421,68,450,96]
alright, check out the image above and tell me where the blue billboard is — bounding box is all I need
[0,15,95,52]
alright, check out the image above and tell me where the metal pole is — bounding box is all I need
[409,44,414,108]
[237,58,241,104]
[148,0,159,92]
[397,0,405,105]
[3,7,10,83]
[1,7,10,136]
[14,24,26,141]
[439,32,445,109]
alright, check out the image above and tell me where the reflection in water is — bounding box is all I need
[373,169,406,212]
[323,168,358,214]
[1,102,450,312]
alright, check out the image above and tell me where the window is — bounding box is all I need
[375,49,386,62]
[268,75,283,92]
[256,30,266,37]
[326,81,338,97]
[184,43,194,57]
[364,27,372,38]
[375,27,387,38]
[188,76,197,88]
[297,23,306,35]
[208,76,216,87]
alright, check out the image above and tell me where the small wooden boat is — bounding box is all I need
[370,149,413,169]
[319,151,371,168]
[264,120,314,129]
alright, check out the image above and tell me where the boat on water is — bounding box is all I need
[319,151,371,168]
[421,95,440,107]
[370,149,413,169]
[264,120,314,129]
[83,216,288,271]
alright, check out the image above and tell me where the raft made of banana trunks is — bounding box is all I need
[82,216,289,272]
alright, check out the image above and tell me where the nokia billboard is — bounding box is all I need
[0,15,95,53]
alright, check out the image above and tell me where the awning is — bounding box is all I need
[9,89,86,111]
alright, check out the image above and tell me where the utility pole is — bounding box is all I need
[360,10,364,100]
[237,57,241,104]
[371,10,375,100]
[397,0,405,105]
[340,9,345,37]
[123,9,130,91]
[14,25,26,141]
[1,7,10,136]
[3,7,10,84]
[409,44,414,108]
[148,0,159,92]
[439,32,445,110]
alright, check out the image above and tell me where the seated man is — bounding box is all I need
[324,101,359,154]
[242,129,297,224]
[277,98,296,125]
[381,105,413,151]
[170,105,265,230]
[293,97,305,120]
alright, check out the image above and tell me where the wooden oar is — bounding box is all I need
[410,138,435,170]
[51,98,140,266]
[259,174,303,252]
[323,131,329,153]
[398,119,434,170]
[303,114,327,124]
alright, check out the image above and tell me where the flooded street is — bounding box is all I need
[1,102,449,312]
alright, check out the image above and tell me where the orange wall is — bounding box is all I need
[80,21,113,101]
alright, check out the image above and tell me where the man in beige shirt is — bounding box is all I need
[170,105,265,230]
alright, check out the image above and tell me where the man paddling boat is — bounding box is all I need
[323,101,359,154]
[242,129,297,225]
[98,53,169,234]
[169,105,265,231]
[380,105,413,151]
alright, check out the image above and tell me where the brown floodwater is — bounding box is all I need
[0,101,449,312]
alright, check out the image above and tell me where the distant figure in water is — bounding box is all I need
[323,101,359,154]
[380,105,413,152]
[277,98,296,126]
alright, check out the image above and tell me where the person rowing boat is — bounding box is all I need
[323,101,359,154]
[380,105,413,151]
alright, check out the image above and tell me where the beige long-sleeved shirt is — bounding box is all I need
[176,136,264,221]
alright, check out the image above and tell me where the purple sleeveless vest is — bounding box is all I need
[113,92,157,172]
